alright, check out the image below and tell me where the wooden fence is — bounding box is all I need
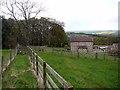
[27,46,74,89]
[2,45,18,73]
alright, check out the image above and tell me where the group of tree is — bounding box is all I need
[93,37,120,45]
[2,17,67,49]
[1,0,67,49]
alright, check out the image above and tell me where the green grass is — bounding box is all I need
[37,50,119,88]
[2,53,38,88]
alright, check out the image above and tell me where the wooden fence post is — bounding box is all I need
[70,51,72,57]
[33,53,35,70]
[31,51,32,62]
[29,51,32,62]
[13,49,15,58]
[32,52,34,68]
[32,52,34,70]
[104,53,105,60]
[15,48,16,57]
[114,56,116,60]
[95,52,98,59]
[32,52,34,66]
[30,51,32,61]
[10,51,12,63]
[30,51,32,62]
[16,46,18,55]
[36,55,38,76]
[43,62,46,88]
[2,56,3,72]
[77,51,80,58]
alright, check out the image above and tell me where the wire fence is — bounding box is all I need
[30,46,120,61]
[77,51,118,61]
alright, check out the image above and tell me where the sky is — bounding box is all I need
[1,0,119,32]
[39,0,119,32]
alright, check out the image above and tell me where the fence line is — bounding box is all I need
[2,45,18,73]
[50,48,119,61]
[27,46,74,89]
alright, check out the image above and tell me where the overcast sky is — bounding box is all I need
[39,0,119,32]
[1,0,119,32]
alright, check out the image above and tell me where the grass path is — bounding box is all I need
[2,54,38,88]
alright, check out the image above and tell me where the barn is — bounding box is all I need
[70,37,93,52]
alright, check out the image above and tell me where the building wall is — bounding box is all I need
[70,42,93,52]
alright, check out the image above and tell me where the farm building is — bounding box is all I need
[111,43,120,50]
[93,43,120,52]
[70,37,93,52]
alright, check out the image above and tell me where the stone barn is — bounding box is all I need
[70,37,93,52]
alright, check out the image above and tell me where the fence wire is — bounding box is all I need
[29,46,119,61]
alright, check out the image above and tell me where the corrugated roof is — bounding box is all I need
[70,37,93,42]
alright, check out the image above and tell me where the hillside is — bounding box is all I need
[66,30,118,38]
[90,30,118,37]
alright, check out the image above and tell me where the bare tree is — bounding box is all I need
[1,0,44,45]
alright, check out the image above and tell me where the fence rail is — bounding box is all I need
[27,46,74,89]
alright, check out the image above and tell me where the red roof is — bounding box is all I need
[70,37,93,42]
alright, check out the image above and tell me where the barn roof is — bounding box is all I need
[70,37,93,42]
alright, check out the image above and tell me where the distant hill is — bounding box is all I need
[66,30,118,38]
[87,30,118,37]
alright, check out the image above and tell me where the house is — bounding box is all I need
[93,43,120,52]
[112,43,120,50]
[106,43,120,51]
[70,37,93,52]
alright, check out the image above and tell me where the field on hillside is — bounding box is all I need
[36,48,119,88]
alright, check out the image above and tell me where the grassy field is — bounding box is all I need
[2,51,38,88]
[2,47,119,88]
[36,49,119,88]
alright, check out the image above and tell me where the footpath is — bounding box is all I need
[2,54,38,88]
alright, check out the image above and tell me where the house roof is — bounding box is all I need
[70,37,93,42]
